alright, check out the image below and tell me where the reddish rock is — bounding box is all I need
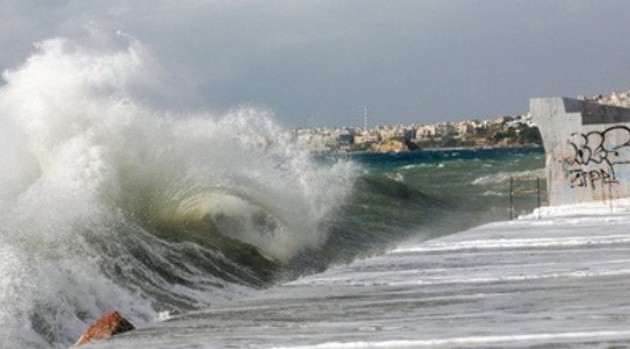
[73,310,135,347]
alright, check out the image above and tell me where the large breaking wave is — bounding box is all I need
[0,34,538,348]
[0,36,358,347]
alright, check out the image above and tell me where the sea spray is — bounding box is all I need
[0,34,546,349]
[0,36,357,347]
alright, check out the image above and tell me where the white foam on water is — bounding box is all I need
[526,198,630,218]
[471,168,545,185]
[85,194,630,348]
[481,190,505,196]
[271,330,630,348]
[0,34,357,347]
[394,234,630,253]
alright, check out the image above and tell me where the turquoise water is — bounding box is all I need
[92,147,557,349]
[0,36,548,347]
[280,147,547,290]
[329,147,546,241]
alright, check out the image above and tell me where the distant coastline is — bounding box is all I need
[328,143,544,156]
[296,89,630,154]
[294,114,542,154]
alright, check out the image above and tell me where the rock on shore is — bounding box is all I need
[73,310,135,347]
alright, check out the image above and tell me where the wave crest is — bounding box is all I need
[0,35,357,347]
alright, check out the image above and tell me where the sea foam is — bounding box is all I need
[0,34,357,347]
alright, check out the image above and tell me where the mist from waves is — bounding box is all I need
[0,34,546,348]
[0,36,361,347]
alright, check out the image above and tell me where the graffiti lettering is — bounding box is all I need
[569,168,617,189]
[564,125,630,189]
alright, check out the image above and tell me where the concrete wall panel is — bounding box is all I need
[531,97,630,206]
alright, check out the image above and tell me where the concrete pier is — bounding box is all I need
[530,97,630,206]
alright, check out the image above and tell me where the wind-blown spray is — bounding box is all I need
[0,36,357,347]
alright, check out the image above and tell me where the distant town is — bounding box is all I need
[294,113,541,153]
[293,90,630,153]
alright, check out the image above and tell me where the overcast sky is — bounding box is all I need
[1,0,630,127]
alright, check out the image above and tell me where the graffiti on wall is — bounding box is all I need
[564,125,630,189]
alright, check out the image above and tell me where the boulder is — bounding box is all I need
[73,310,135,347]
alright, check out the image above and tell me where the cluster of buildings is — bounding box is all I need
[294,114,537,153]
[291,90,630,153]
[581,90,630,108]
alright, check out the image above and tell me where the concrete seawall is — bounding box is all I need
[530,97,630,206]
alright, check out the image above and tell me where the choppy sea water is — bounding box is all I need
[94,200,630,348]
[5,34,612,348]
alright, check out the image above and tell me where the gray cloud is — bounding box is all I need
[1,0,630,126]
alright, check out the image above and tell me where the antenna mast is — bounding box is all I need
[364,105,368,131]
